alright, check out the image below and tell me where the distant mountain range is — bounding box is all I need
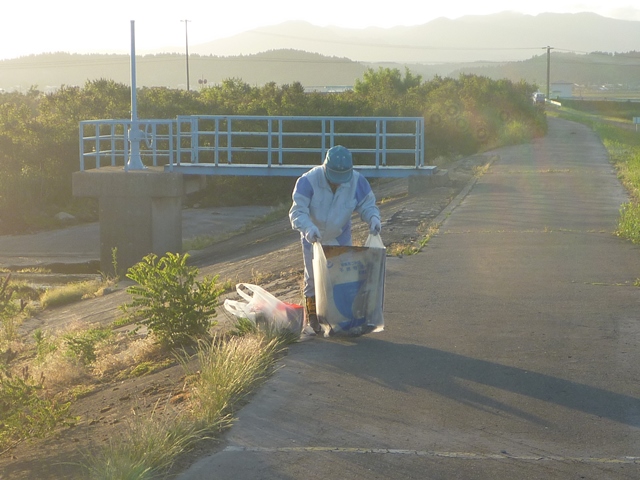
[187,12,640,63]
[1,12,639,93]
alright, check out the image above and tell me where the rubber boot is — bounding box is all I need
[305,296,321,334]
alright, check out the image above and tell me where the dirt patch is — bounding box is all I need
[0,154,492,479]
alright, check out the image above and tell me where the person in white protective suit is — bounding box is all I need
[289,145,382,336]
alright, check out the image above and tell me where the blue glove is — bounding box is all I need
[304,225,322,243]
[369,217,381,235]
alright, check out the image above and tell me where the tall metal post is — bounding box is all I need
[126,20,146,170]
[182,19,191,91]
[546,46,552,102]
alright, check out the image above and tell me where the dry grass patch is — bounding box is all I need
[92,335,161,378]
[39,279,106,309]
[388,222,441,257]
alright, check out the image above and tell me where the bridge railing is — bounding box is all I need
[174,115,425,171]
[79,119,175,170]
[79,116,433,177]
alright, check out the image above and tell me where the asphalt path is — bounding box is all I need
[178,117,640,480]
[0,205,274,270]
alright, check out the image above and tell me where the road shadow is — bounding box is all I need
[311,337,640,428]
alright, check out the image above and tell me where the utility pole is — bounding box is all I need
[181,20,191,91]
[546,46,553,101]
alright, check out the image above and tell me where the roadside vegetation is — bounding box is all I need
[82,333,288,479]
[0,272,88,455]
[0,252,295,478]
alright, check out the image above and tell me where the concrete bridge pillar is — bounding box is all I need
[72,167,186,276]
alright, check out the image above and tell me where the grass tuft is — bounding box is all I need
[184,334,284,426]
[40,279,105,309]
[81,404,202,480]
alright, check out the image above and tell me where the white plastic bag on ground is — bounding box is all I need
[313,234,386,336]
[223,283,304,335]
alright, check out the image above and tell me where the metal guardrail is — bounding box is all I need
[79,115,435,177]
[79,119,174,171]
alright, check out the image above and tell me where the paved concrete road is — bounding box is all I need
[0,206,274,269]
[178,118,640,480]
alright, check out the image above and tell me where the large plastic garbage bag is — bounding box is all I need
[223,283,304,335]
[312,234,386,336]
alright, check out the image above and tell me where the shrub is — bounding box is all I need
[499,120,533,146]
[0,366,73,450]
[0,275,22,319]
[63,327,113,365]
[0,274,27,345]
[121,253,223,347]
[33,328,57,361]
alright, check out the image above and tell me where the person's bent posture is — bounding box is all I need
[289,145,381,336]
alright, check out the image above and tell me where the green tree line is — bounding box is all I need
[0,50,367,92]
[0,68,546,234]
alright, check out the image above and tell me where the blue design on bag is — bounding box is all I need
[332,280,366,330]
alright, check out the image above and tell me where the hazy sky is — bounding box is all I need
[1,1,639,61]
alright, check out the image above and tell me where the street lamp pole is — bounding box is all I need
[126,20,145,170]
[181,19,191,91]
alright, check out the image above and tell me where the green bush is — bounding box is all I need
[63,327,112,365]
[499,120,534,146]
[0,275,21,319]
[0,274,27,344]
[121,253,223,347]
[0,366,72,450]
[33,328,57,361]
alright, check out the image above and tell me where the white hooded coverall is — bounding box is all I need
[289,165,381,297]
